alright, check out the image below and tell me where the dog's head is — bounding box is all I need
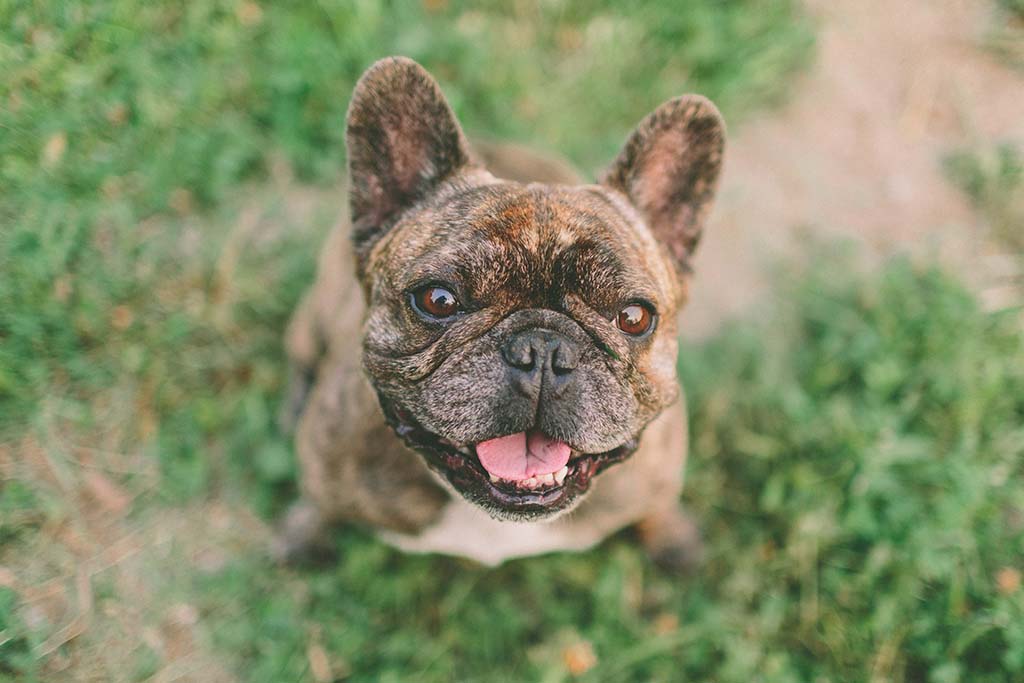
[347,57,724,520]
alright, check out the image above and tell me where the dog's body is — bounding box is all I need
[278,58,723,568]
[284,203,689,566]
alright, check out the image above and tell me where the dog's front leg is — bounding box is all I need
[637,503,704,573]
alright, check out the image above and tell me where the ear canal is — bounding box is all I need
[601,95,725,276]
[346,56,472,272]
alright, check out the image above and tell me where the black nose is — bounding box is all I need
[501,329,579,397]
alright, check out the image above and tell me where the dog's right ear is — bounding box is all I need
[346,57,472,274]
[601,95,725,279]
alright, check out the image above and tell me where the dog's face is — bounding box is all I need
[346,57,724,521]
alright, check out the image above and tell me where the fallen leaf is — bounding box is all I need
[996,567,1021,595]
[106,102,129,126]
[652,612,679,635]
[110,305,134,331]
[562,639,598,676]
[41,132,67,168]
[307,643,332,683]
[236,1,263,26]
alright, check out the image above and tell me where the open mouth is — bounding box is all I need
[385,406,637,517]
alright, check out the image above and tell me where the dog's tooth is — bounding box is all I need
[539,473,555,486]
[521,476,537,489]
[554,466,568,485]
[489,474,499,483]
[458,446,472,456]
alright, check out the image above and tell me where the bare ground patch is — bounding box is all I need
[683,0,1024,338]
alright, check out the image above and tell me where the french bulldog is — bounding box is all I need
[277,56,725,569]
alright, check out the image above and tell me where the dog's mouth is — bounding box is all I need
[385,406,637,518]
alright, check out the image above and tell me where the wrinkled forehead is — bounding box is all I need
[375,183,677,311]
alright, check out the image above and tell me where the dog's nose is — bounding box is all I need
[501,329,579,397]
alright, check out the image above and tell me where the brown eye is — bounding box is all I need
[412,285,460,319]
[617,303,655,336]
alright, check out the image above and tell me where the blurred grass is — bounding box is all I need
[986,0,1024,68]
[0,0,814,457]
[944,142,1024,254]
[87,256,1024,682]
[1,2,818,679]
[5,1,1022,682]
[181,256,1022,682]
[1000,0,1024,20]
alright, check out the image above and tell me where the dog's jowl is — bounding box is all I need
[277,56,725,569]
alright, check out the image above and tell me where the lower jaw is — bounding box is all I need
[419,435,636,517]
[381,404,638,517]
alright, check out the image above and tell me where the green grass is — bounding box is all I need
[0,0,814,472]
[155,257,1024,681]
[945,142,1024,254]
[10,246,1022,681]
[986,0,1024,69]
[175,256,1020,683]
[1,3,817,680]
[999,0,1024,20]
[2,1,815,417]
[0,587,38,681]
[5,2,1023,682]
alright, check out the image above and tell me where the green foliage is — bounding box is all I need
[7,2,1022,681]
[680,255,1024,681]
[0,588,40,682]
[0,0,814,492]
[945,142,1024,253]
[0,480,41,545]
[184,256,1024,682]
[1000,0,1024,20]
[0,4,813,677]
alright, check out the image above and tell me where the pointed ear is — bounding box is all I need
[601,95,725,275]
[346,57,472,268]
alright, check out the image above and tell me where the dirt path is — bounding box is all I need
[682,0,1024,339]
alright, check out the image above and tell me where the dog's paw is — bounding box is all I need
[637,506,704,575]
[271,500,337,567]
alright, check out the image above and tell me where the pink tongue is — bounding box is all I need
[476,431,571,481]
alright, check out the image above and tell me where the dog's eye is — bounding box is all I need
[617,303,655,336]
[411,285,460,319]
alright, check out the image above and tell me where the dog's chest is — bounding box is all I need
[376,496,606,566]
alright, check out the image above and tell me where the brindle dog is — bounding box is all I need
[277,57,724,569]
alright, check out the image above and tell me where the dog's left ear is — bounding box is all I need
[601,95,725,276]
[346,57,473,273]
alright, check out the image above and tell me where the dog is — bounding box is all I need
[276,56,725,569]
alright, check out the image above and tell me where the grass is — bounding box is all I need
[944,142,1024,254]
[187,256,1024,682]
[4,1,1024,682]
[9,253,1021,682]
[1000,0,1024,20]
[0,0,814,456]
[985,0,1024,69]
[1,2,816,680]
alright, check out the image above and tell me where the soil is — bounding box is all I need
[682,0,1024,338]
